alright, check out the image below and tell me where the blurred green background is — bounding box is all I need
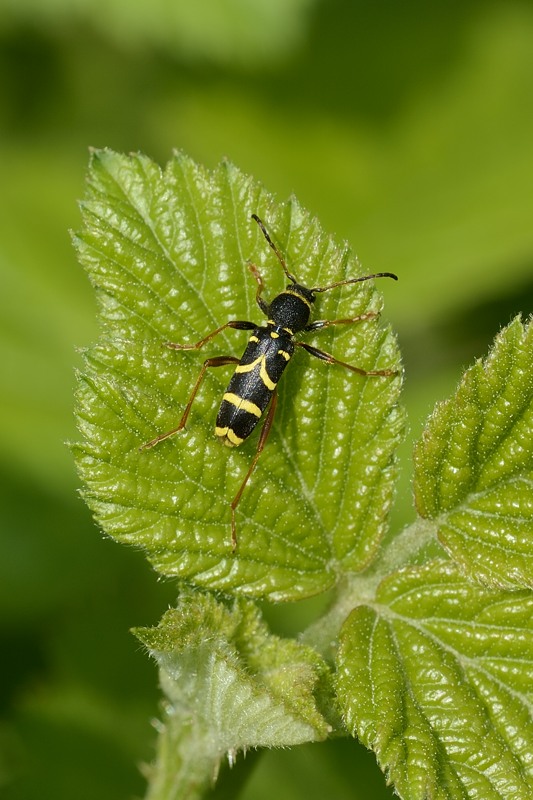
[1,1,532,797]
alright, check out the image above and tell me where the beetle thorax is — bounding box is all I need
[268,284,315,332]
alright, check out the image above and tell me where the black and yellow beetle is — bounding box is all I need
[142,214,397,549]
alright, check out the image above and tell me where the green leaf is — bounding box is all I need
[414,317,533,590]
[134,590,330,798]
[73,149,403,600]
[336,560,533,800]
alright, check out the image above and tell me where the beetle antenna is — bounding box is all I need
[251,214,298,285]
[310,272,398,293]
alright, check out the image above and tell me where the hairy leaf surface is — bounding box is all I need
[73,149,403,600]
[337,560,533,800]
[414,318,533,589]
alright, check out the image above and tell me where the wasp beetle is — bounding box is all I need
[142,214,398,549]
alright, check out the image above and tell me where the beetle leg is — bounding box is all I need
[230,389,278,550]
[296,341,398,377]
[140,356,240,450]
[303,311,379,333]
[246,261,270,315]
[164,320,256,351]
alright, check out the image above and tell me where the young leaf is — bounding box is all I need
[134,590,331,798]
[414,317,533,590]
[73,149,403,601]
[336,560,533,800]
